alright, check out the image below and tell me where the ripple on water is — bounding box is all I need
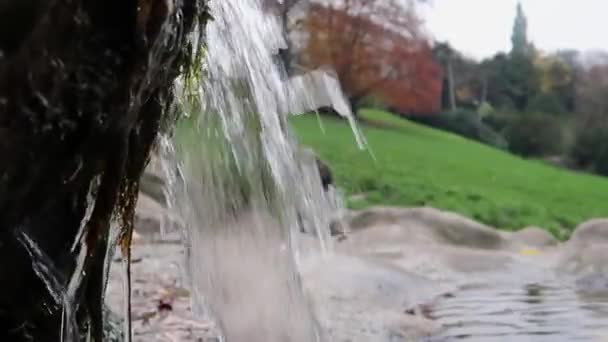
[424,279,608,342]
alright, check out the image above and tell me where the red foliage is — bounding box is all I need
[299,2,442,114]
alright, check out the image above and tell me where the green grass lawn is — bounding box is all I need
[290,109,608,239]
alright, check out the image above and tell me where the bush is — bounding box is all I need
[526,93,567,116]
[482,112,512,132]
[502,112,564,157]
[477,101,495,118]
[570,125,608,176]
[406,109,508,149]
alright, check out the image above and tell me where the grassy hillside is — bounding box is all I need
[290,109,608,239]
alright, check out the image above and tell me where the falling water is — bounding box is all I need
[157,0,364,341]
[16,231,78,342]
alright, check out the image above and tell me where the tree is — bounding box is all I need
[478,3,540,112]
[570,62,608,174]
[299,1,442,114]
[511,2,530,57]
[480,54,515,110]
[554,49,582,112]
[433,42,457,111]
[477,2,538,111]
[575,63,608,129]
[433,42,487,111]
[507,53,541,110]
[525,51,579,114]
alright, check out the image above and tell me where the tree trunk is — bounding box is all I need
[481,77,488,103]
[447,59,456,111]
[0,1,208,340]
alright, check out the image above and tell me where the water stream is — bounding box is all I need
[157,0,362,340]
[425,278,608,341]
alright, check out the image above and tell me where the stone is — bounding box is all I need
[559,242,608,274]
[344,206,508,250]
[511,226,558,247]
[328,209,354,236]
[571,219,608,244]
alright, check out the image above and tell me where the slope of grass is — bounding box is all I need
[290,109,608,239]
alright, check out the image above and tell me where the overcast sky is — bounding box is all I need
[420,0,608,60]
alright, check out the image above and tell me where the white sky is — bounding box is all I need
[420,0,608,60]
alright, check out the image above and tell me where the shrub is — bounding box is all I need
[570,125,608,176]
[503,112,564,157]
[526,93,567,116]
[477,101,495,118]
[406,109,508,149]
[482,112,512,132]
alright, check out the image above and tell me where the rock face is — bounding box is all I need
[0,1,209,340]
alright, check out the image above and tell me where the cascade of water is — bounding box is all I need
[16,231,78,342]
[157,0,365,340]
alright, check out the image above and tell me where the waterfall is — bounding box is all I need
[157,0,364,340]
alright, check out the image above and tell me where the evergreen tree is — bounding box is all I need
[511,2,530,56]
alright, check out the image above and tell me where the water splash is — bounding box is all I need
[159,0,365,340]
[16,231,78,342]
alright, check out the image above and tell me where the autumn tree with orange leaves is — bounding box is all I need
[298,0,442,114]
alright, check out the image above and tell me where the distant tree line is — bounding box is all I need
[269,0,608,176]
[427,3,608,175]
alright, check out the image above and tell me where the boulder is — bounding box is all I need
[343,206,508,250]
[552,219,608,277]
[558,242,608,275]
[328,209,354,236]
[511,226,558,247]
[570,219,608,244]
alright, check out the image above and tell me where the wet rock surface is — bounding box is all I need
[106,240,220,342]
[107,198,608,341]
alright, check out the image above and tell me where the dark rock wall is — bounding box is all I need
[0,1,208,340]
